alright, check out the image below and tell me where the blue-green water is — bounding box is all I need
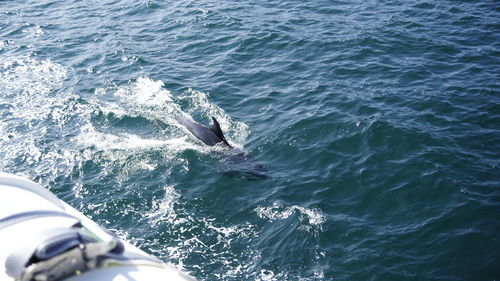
[1,0,499,280]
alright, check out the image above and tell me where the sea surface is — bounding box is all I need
[1,0,499,280]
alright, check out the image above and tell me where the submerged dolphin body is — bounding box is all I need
[174,115,268,180]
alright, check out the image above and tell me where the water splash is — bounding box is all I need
[76,122,194,152]
[255,202,326,232]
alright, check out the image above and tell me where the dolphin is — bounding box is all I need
[174,115,268,180]
[174,115,232,148]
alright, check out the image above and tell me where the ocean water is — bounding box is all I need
[1,0,499,280]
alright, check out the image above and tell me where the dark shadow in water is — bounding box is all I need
[223,170,269,181]
[220,151,269,181]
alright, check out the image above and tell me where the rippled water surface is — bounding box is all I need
[1,0,499,280]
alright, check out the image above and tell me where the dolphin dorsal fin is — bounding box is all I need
[211,117,231,147]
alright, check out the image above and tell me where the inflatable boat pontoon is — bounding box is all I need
[0,172,195,281]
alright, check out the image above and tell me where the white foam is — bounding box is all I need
[145,186,181,227]
[0,56,67,100]
[116,77,173,106]
[76,122,194,151]
[0,56,75,176]
[255,203,326,228]
[257,269,284,281]
[92,77,180,125]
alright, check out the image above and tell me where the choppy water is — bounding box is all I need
[1,1,499,280]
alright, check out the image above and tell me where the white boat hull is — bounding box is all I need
[0,172,195,281]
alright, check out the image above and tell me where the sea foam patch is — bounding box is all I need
[0,55,75,178]
[76,122,194,152]
[0,56,67,99]
[114,77,174,108]
[146,185,181,226]
[255,202,326,231]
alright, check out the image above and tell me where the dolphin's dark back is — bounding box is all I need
[174,115,228,146]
